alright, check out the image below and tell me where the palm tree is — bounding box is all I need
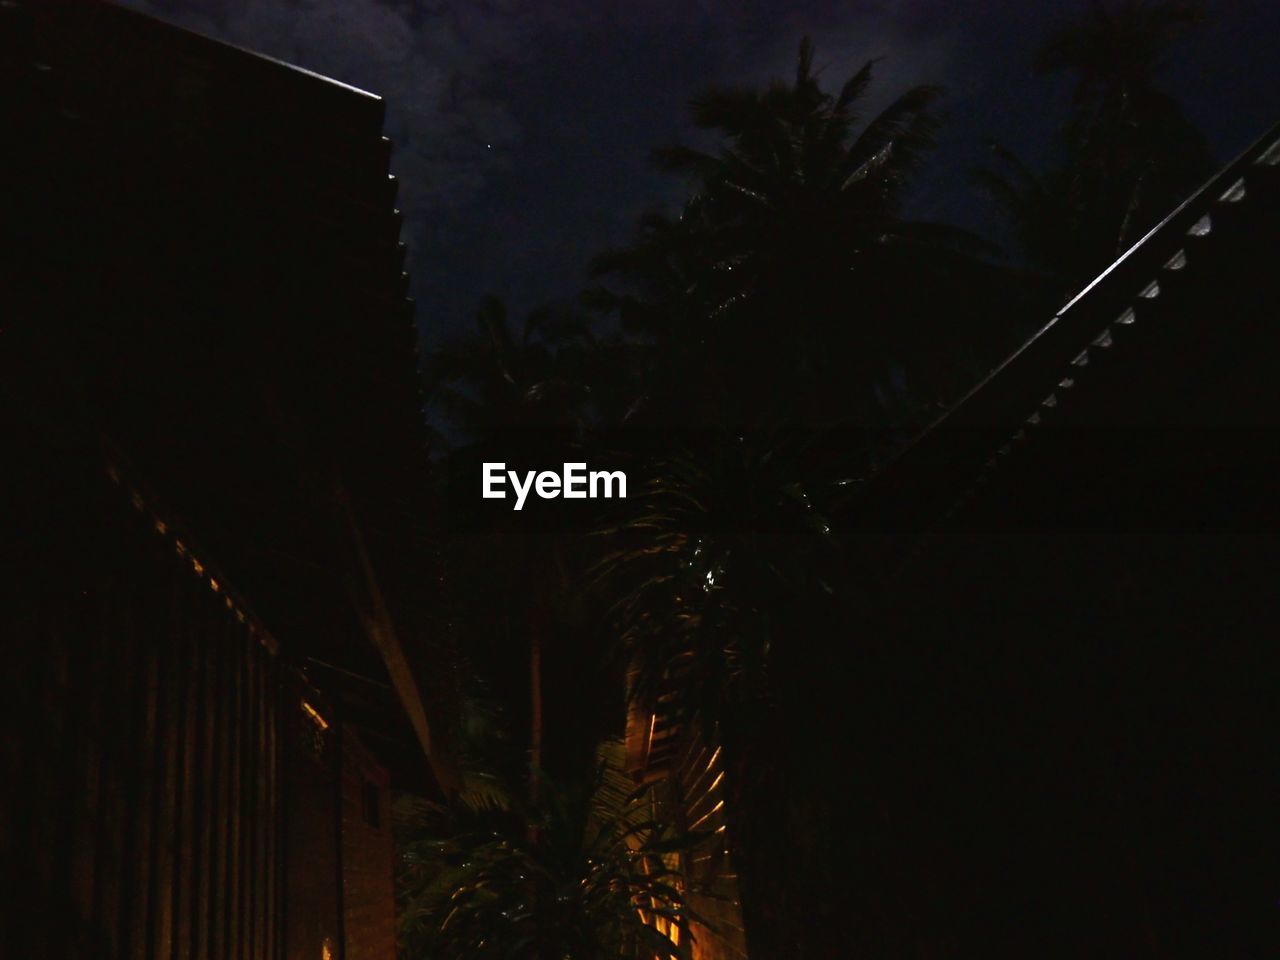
[583,42,1015,956]
[426,295,596,445]
[590,433,866,957]
[1046,0,1213,248]
[425,297,587,812]
[426,295,648,818]
[591,39,993,433]
[594,437,844,724]
[977,1,1213,294]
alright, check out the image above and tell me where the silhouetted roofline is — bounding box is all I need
[851,117,1280,564]
[105,0,382,102]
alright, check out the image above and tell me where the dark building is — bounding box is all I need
[835,121,1280,954]
[2,2,450,957]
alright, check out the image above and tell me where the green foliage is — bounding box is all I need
[591,436,843,727]
[396,743,704,960]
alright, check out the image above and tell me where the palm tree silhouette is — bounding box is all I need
[977,1,1213,293]
[426,295,597,444]
[592,38,991,434]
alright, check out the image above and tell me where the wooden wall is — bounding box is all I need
[1,445,398,959]
[3,455,284,960]
[340,734,396,960]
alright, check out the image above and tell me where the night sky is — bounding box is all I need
[123,1,1280,349]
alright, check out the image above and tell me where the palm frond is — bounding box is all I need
[835,57,877,113]
[846,83,944,173]
[396,742,707,959]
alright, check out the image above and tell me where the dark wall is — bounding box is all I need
[282,677,343,960]
[1,432,398,960]
[1,441,284,960]
[340,733,396,960]
[279,650,399,960]
[1,5,414,955]
[832,148,1280,955]
[2,0,433,682]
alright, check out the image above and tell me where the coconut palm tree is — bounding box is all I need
[1045,0,1213,249]
[588,431,873,958]
[593,437,844,726]
[591,38,994,434]
[425,297,592,811]
[977,1,1213,294]
[582,42,1017,956]
[426,293,653,822]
